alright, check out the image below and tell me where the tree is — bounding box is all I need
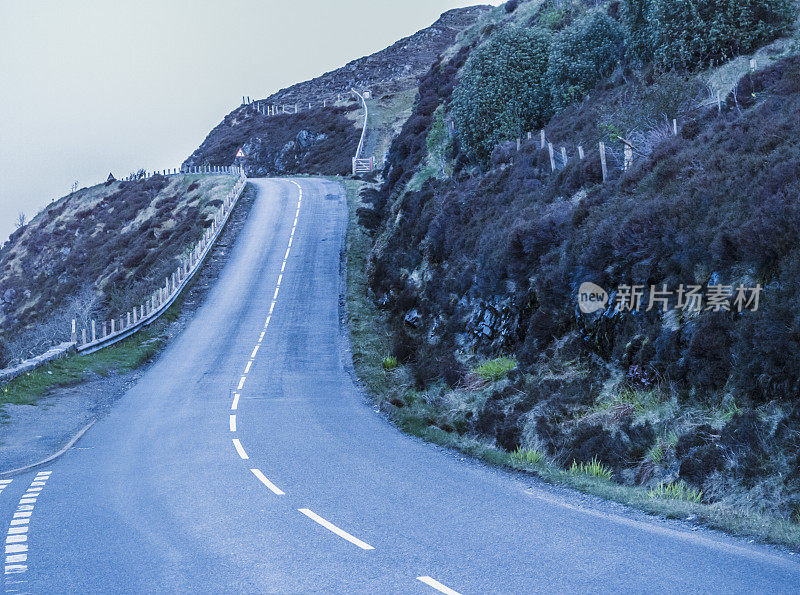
[15,212,26,229]
[546,9,624,112]
[452,27,552,164]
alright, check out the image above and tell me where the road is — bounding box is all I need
[1,177,799,593]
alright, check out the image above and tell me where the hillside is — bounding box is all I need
[349,0,800,541]
[0,174,237,366]
[184,6,490,177]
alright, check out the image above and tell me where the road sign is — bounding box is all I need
[235,147,245,159]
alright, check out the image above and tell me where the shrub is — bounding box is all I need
[621,0,654,64]
[382,355,399,371]
[649,0,796,70]
[473,357,518,382]
[452,27,552,164]
[546,9,624,112]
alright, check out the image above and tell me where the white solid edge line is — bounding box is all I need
[229,415,236,432]
[232,439,248,459]
[297,508,374,550]
[417,576,463,595]
[250,469,285,495]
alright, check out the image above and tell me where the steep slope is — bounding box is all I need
[0,174,237,366]
[350,0,800,540]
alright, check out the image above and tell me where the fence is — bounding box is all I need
[517,57,763,182]
[241,90,365,116]
[0,167,248,383]
[351,88,374,175]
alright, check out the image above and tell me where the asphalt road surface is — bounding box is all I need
[1,178,799,593]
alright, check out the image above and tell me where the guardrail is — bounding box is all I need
[0,167,248,383]
[351,88,373,175]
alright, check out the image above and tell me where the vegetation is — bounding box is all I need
[511,446,544,465]
[546,10,624,111]
[186,105,361,177]
[0,174,235,366]
[569,457,614,481]
[647,0,795,70]
[452,26,552,162]
[473,357,518,382]
[650,480,704,503]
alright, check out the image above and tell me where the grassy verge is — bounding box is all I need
[1,307,179,407]
[342,179,800,551]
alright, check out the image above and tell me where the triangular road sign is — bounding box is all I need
[235,147,246,159]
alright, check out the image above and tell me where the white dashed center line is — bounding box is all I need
[249,469,285,496]
[417,576,463,595]
[229,415,237,432]
[231,393,240,410]
[5,471,51,577]
[298,508,374,550]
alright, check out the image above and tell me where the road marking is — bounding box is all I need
[244,360,252,374]
[297,509,374,550]
[249,469,285,495]
[251,345,259,358]
[5,472,51,576]
[229,415,237,432]
[417,576,463,595]
[232,439,248,459]
[259,331,265,342]
[231,393,240,410]
[264,315,272,327]
[237,376,246,390]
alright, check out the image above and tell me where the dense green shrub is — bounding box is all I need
[649,0,796,70]
[621,0,654,64]
[452,27,552,164]
[546,10,624,112]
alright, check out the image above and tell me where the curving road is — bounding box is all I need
[1,178,799,593]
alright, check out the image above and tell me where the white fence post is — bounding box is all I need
[578,145,585,160]
[91,320,96,342]
[548,142,556,172]
[561,146,567,166]
[599,142,608,182]
[540,129,546,150]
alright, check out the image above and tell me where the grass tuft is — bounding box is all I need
[650,480,704,504]
[473,357,517,382]
[382,356,399,371]
[512,446,545,465]
[569,456,613,481]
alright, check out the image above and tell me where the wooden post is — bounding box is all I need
[599,142,608,182]
[128,311,132,326]
[82,328,87,345]
[717,91,722,113]
[548,142,556,171]
[91,320,96,342]
[71,319,77,343]
[672,119,678,136]
[103,321,108,337]
[527,131,532,140]
[578,145,585,160]
[516,138,521,151]
[561,146,568,165]
[540,129,546,150]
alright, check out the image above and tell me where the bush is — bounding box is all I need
[648,0,796,70]
[621,0,654,64]
[546,9,624,112]
[452,27,552,164]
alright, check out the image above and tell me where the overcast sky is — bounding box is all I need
[0,0,501,242]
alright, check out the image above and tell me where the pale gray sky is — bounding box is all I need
[0,0,501,242]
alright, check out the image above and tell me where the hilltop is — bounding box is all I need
[184,6,490,176]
